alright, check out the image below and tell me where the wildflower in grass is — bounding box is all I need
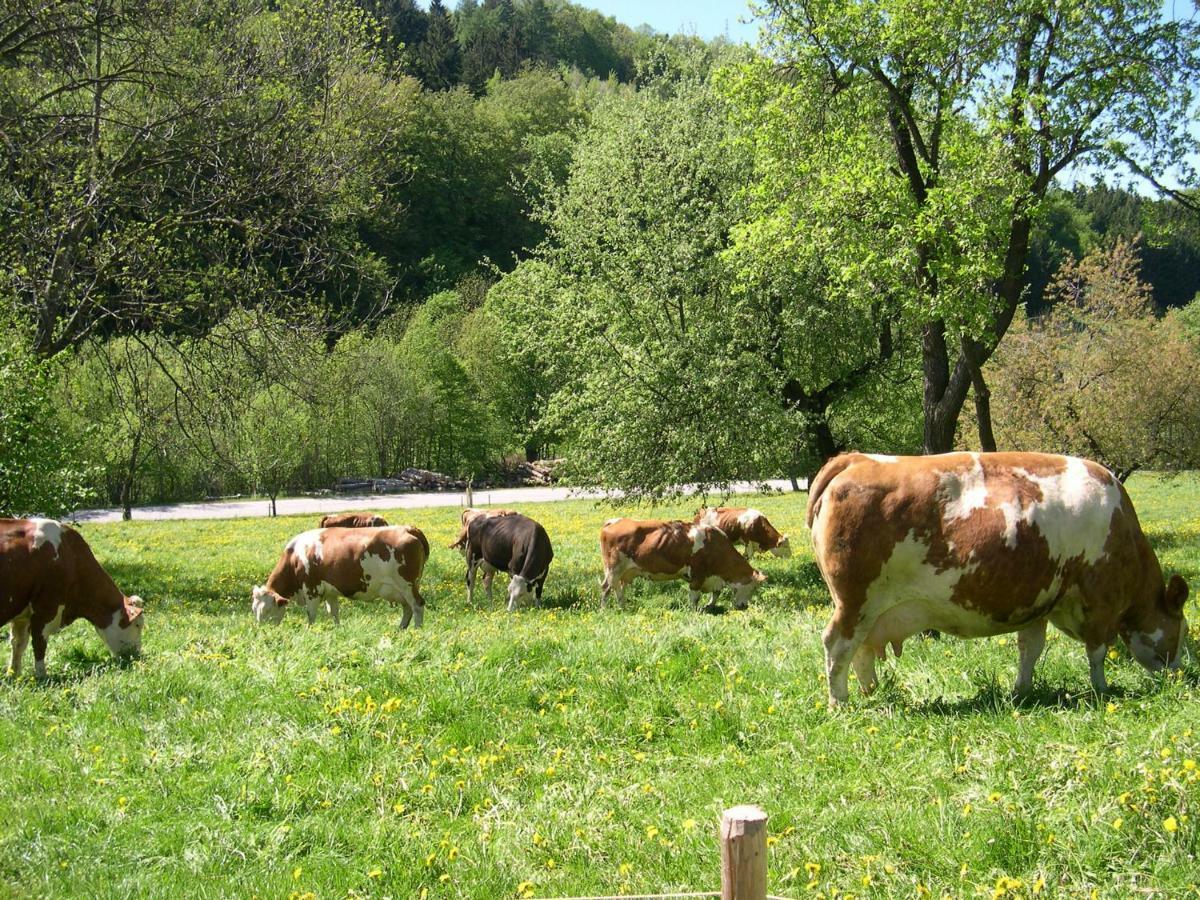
[1032,876,1046,894]
[368,868,382,878]
[681,818,698,831]
[806,862,821,877]
[448,847,459,861]
[292,867,302,881]
[1161,748,1173,760]
[1185,759,1196,771]
[988,792,1001,803]
[516,881,536,898]
[1163,816,1179,833]
[545,858,556,870]
[645,825,659,839]
[619,863,632,875]
[393,802,405,814]
[439,874,451,883]
[767,836,779,847]
[1111,817,1123,829]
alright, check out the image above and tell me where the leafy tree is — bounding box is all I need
[236,385,313,517]
[750,0,1200,453]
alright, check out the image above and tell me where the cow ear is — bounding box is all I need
[1165,574,1189,612]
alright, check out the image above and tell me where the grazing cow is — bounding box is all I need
[252,525,429,627]
[1,518,144,678]
[599,519,767,610]
[807,452,1190,706]
[461,513,553,611]
[694,507,791,559]
[448,507,520,554]
[319,512,388,529]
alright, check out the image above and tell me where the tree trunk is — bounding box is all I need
[963,339,997,452]
[120,431,141,520]
[269,492,277,517]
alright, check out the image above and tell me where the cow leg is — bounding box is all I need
[1014,619,1048,696]
[325,595,341,626]
[30,611,52,680]
[465,557,478,606]
[8,609,31,676]
[1094,643,1108,696]
[484,568,495,604]
[534,577,544,608]
[823,616,861,707]
[851,644,878,695]
[742,542,757,561]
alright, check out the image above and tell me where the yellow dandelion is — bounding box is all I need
[1161,748,1173,760]
[767,836,779,847]
[645,825,660,839]
[439,874,451,883]
[1184,759,1196,771]
[517,882,535,899]
[292,867,302,881]
[368,868,382,878]
[1032,876,1046,894]
[545,858,556,870]
[1163,816,1179,833]
[1111,817,1123,829]
[988,792,1001,803]
[448,847,459,861]
[682,818,698,831]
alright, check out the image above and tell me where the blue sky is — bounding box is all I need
[582,0,760,42]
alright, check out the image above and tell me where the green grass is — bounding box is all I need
[2,478,1199,899]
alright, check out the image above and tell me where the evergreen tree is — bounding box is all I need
[415,0,460,89]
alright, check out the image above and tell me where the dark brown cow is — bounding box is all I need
[252,526,429,627]
[1,518,144,678]
[319,512,389,529]
[807,452,1190,706]
[693,507,791,559]
[599,519,766,609]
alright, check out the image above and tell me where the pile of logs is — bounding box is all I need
[332,461,561,494]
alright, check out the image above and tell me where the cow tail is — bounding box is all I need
[411,527,431,560]
[806,454,858,529]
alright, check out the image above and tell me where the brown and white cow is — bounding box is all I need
[319,512,388,529]
[448,507,519,554]
[252,525,429,627]
[1,518,145,678]
[694,507,791,560]
[599,519,767,610]
[807,452,1190,706]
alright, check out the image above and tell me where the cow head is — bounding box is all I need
[507,575,536,612]
[1123,574,1190,672]
[731,570,768,610]
[769,535,793,559]
[98,596,145,657]
[252,585,289,625]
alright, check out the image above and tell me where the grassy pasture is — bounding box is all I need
[2,478,1199,899]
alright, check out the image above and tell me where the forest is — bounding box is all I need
[3,0,1200,518]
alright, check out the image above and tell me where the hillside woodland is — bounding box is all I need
[2,0,1199,516]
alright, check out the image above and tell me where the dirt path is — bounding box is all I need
[70,479,800,523]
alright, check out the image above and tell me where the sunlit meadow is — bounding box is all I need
[2,477,1199,898]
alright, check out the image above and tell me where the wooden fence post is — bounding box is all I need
[720,805,768,900]
[465,481,474,508]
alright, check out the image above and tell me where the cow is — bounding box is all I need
[806,452,1190,706]
[448,507,520,554]
[252,525,429,627]
[460,513,553,612]
[319,512,389,529]
[693,507,791,560]
[1,518,145,679]
[599,519,767,610]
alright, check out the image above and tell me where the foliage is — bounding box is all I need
[1,483,1198,895]
[0,326,94,517]
[989,240,1200,478]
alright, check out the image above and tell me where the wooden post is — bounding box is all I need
[721,805,768,900]
[465,481,474,508]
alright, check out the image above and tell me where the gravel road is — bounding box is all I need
[71,479,800,523]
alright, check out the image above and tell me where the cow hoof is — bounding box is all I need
[827,696,848,710]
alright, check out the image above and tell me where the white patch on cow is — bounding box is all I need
[287,530,324,574]
[1014,457,1120,564]
[688,525,707,553]
[940,455,988,523]
[697,508,720,528]
[737,509,760,530]
[30,518,63,556]
[357,548,422,628]
[604,518,621,527]
[41,605,66,640]
[864,454,898,463]
[252,585,286,624]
